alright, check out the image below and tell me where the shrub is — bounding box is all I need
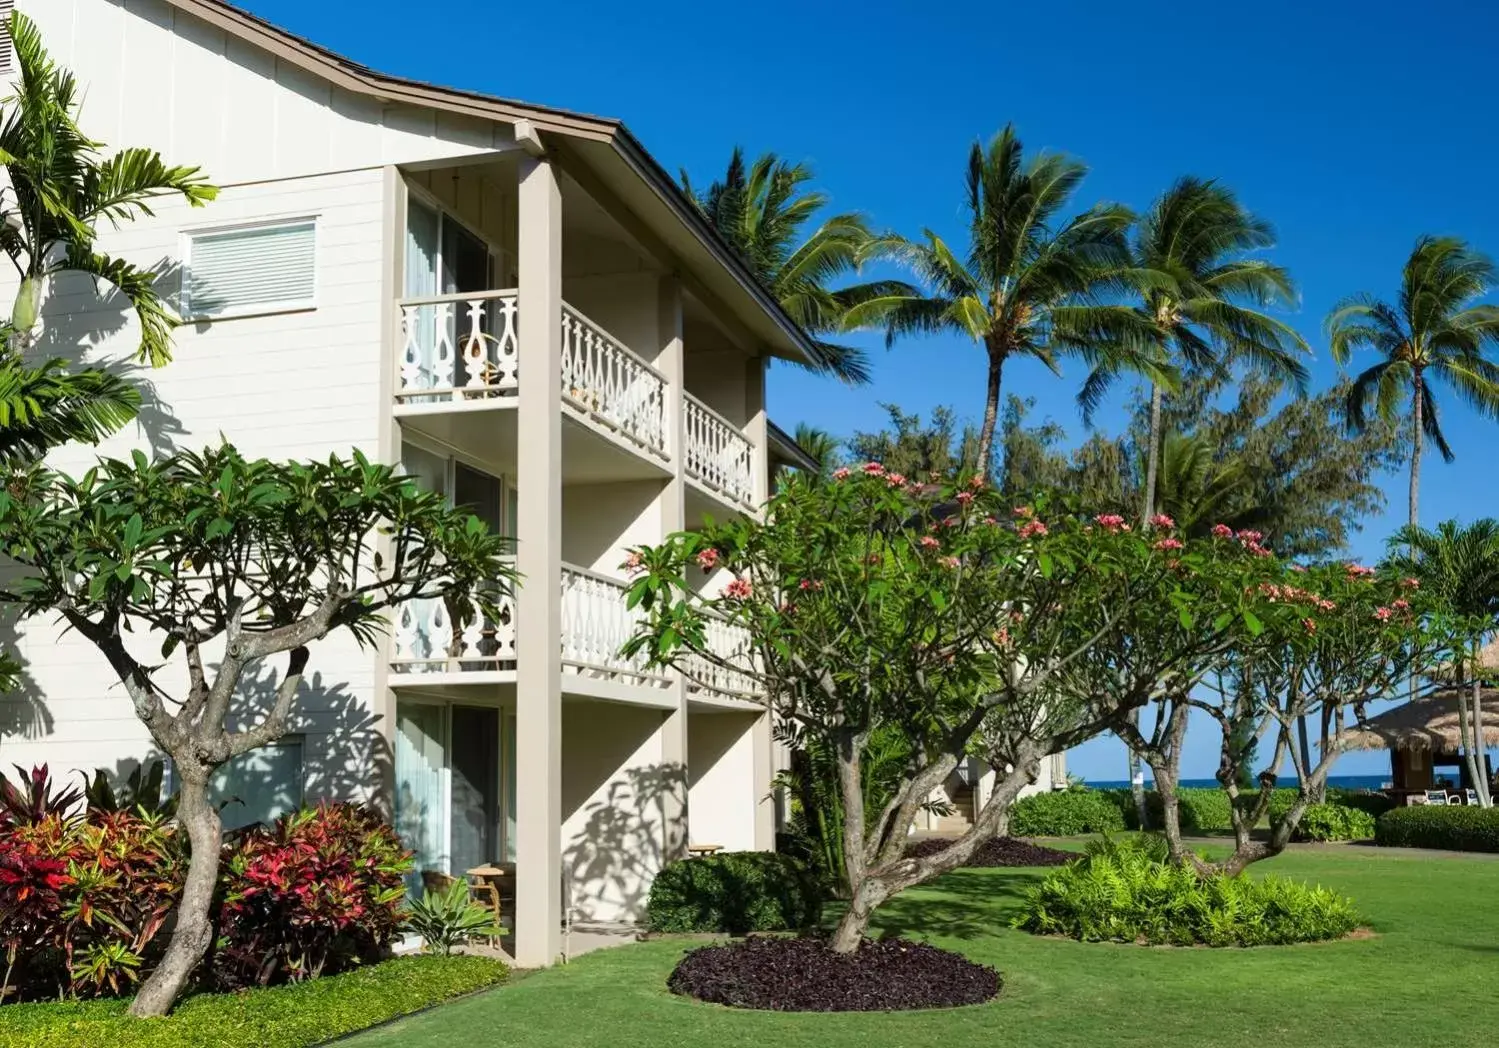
[214,802,411,988]
[0,954,507,1048]
[646,852,822,934]
[1009,789,1128,836]
[1278,803,1377,842]
[1327,789,1396,819]
[667,935,999,1011]
[0,810,183,1002]
[1015,837,1360,946]
[1375,805,1499,853]
[403,880,500,955]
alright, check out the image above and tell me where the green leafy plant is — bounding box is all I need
[1016,838,1359,946]
[1375,806,1499,853]
[1008,789,1128,837]
[81,760,176,818]
[1268,800,1377,842]
[646,852,823,935]
[403,880,501,956]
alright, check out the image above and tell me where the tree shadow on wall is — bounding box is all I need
[38,261,187,459]
[0,602,53,758]
[563,761,686,925]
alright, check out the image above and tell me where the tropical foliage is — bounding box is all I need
[850,125,1169,476]
[1328,235,1499,526]
[683,148,907,384]
[0,444,514,1016]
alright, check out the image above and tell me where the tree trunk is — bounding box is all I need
[1473,672,1491,807]
[1126,712,1149,830]
[1295,715,1313,796]
[829,879,886,953]
[129,774,222,1016]
[1141,381,1163,524]
[1457,644,1483,803]
[973,350,1005,481]
[1409,375,1423,529]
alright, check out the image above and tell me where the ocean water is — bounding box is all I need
[1084,774,1389,791]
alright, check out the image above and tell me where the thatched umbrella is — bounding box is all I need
[1339,689,1499,752]
[1427,636,1499,684]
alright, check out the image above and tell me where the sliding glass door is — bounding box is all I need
[393,700,513,889]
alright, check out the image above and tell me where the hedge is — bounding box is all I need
[0,955,509,1048]
[647,852,823,934]
[1008,789,1128,836]
[1375,805,1499,853]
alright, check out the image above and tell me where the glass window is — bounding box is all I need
[210,738,304,831]
[184,219,316,319]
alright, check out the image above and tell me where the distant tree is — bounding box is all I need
[1328,236,1499,527]
[1079,178,1308,525]
[790,422,841,479]
[682,148,909,385]
[0,445,514,1016]
[846,403,984,483]
[1386,518,1499,807]
[848,125,1167,478]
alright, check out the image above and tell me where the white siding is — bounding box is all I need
[0,167,389,800]
[19,0,514,186]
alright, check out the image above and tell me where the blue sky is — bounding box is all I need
[241,0,1499,780]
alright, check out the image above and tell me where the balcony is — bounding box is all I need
[683,394,755,509]
[390,563,681,699]
[394,292,670,463]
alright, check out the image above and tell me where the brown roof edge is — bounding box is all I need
[160,0,818,365]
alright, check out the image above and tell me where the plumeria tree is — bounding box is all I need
[0,444,514,1016]
[624,467,1277,951]
[1186,559,1447,875]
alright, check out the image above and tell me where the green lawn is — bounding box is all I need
[346,846,1497,1048]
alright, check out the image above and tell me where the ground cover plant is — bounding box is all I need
[903,837,1072,867]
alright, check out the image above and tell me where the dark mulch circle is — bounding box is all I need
[667,934,1001,1012]
[903,835,1074,867]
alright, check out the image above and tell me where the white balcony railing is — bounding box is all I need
[685,615,759,699]
[560,304,668,458]
[390,563,668,692]
[396,289,519,402]
[684,394,755,508]
[390,573,518,674]
[560,564,669,689]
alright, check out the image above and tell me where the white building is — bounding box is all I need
[6,0,826,967]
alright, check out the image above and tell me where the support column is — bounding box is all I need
[745,352,776,850]
[515,154,563,968]
[656,275,689,862]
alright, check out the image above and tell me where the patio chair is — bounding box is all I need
[1465,789,1481,806]
[1423,790,1449,806]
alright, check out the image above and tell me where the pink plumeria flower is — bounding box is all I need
[832,467,852,481]
[1013,505,1035,519]
[1153,537,1184,551]
[622,551,644,575]
[1372,606,1393,622]
[885,472,907,488]
[1150,514,1176,529]
[1236,529,1264,544]
[861,462,886,476]
[723,577,752,599]
[1346,563,1376,578]
[1019,520,1049,540]
[919,536,941,550]
[1302,618,1317,634]
[695,548,720,571]
[1391,598,1410,610]
[1095,513,1127,533]
[1401,577,1421,590]
[1211,523,1234,539]
[939,556,961,569]
[955,491,975,505]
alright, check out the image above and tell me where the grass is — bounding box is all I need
[0,955,509,1048]
[343,845,1499,1048]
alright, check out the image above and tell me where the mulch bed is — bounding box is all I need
[667,934,1000,1012]
[903,836,1074,867]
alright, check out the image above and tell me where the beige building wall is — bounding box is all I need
[687,711,760,853]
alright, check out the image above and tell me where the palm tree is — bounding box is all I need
[846,125,1167,479]
[1080,177,1309,524]
[791,422,841,478]
[1328,236,1499,527]
[1,11,216,366]
[682,149,908,385]
[1387,519,1499,806]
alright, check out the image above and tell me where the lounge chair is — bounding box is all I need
[1423,790,1449,806]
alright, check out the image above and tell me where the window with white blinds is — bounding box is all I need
[182,218,317,319]
[0,1,15,76]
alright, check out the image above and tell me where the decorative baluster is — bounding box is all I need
[493,296,519,391]
[399,306,423,394]
[460,299,490,391]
